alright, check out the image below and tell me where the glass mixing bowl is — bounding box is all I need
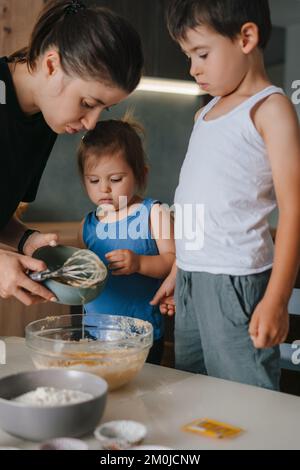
[26,314,153,391]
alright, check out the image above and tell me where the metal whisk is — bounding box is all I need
[30,249,107,288]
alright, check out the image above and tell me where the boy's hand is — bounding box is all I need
[23,232,58,257]
[248,297,289,349]
[106,249,140,275]
[159,296,176,316]
[150,273,176,316]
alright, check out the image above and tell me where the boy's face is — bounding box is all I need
[83,151,137,213]
[179,25,248,97]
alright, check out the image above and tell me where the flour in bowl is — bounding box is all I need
[13,387,93,406]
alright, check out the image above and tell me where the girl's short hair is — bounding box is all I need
[9,0,143,93]
[167,0,272,50]
[78,114,148,194]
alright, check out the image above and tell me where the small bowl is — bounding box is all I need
[40,438,89,450]
[0,369,107,441]
[32,245,107,306]
[131,445,173,450]
[26,314,153,391]
[94,420,147,450]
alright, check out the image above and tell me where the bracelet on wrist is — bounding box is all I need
[17,229,40,255]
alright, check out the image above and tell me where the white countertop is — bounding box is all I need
[0,337,300,450]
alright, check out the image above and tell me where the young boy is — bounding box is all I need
[151,0,300,390]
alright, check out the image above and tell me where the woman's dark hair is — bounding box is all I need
[9,0,144,93]
[78,114,148,194]
[167,0,272,50]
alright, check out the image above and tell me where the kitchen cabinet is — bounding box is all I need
[88,0,285,80]
[0,0,45,56]
[85,0,191,80]
[0,0,189,79]
[0,298,69,338]
[0,1,286,83]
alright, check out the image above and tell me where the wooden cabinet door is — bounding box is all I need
[0,298,70,337]
[0,0,46,56]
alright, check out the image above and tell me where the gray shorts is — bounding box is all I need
[174,269,280,390]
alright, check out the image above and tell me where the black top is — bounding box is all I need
[0,57,57,230]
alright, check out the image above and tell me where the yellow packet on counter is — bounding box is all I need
[182,418,244,439]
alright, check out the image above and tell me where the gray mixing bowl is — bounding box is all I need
[32,245,107,305]
[0,369,107,441]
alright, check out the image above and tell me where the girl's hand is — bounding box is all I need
[106,249,140,275]
[0,250,57,305]
[23,232,58,257]
[248,296,289,349]
[150,273,176,316]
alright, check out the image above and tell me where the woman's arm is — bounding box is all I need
[0,216,28,249]
[0,216,58,256]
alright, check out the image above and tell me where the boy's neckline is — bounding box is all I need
[202,85,276,123]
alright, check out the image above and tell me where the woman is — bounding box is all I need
[0,0,143,306]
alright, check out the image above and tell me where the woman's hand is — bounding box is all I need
[150,272,176,316]
[23,232,58,257]
[0,250,57,305]
[106,249,140,275]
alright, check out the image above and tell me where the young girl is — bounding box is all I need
[0,0,143,306]
[78,117,175,364]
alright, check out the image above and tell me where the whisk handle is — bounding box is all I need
[29,270,52,282]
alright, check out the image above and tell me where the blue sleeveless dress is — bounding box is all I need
[83,198,163,340]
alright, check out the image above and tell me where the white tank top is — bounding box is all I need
[174,85,284,275]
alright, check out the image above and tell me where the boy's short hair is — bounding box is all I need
[167,0,272,49]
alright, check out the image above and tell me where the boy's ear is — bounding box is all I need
[239,22,260,54]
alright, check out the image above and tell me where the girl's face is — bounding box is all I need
[179,25,249,97]
[83,151,137,212]
[35,52,129,134]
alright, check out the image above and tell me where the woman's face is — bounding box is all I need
[35,52,129,134]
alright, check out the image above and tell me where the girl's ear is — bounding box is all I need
[239,22,260,54]
[42,50,62,77]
